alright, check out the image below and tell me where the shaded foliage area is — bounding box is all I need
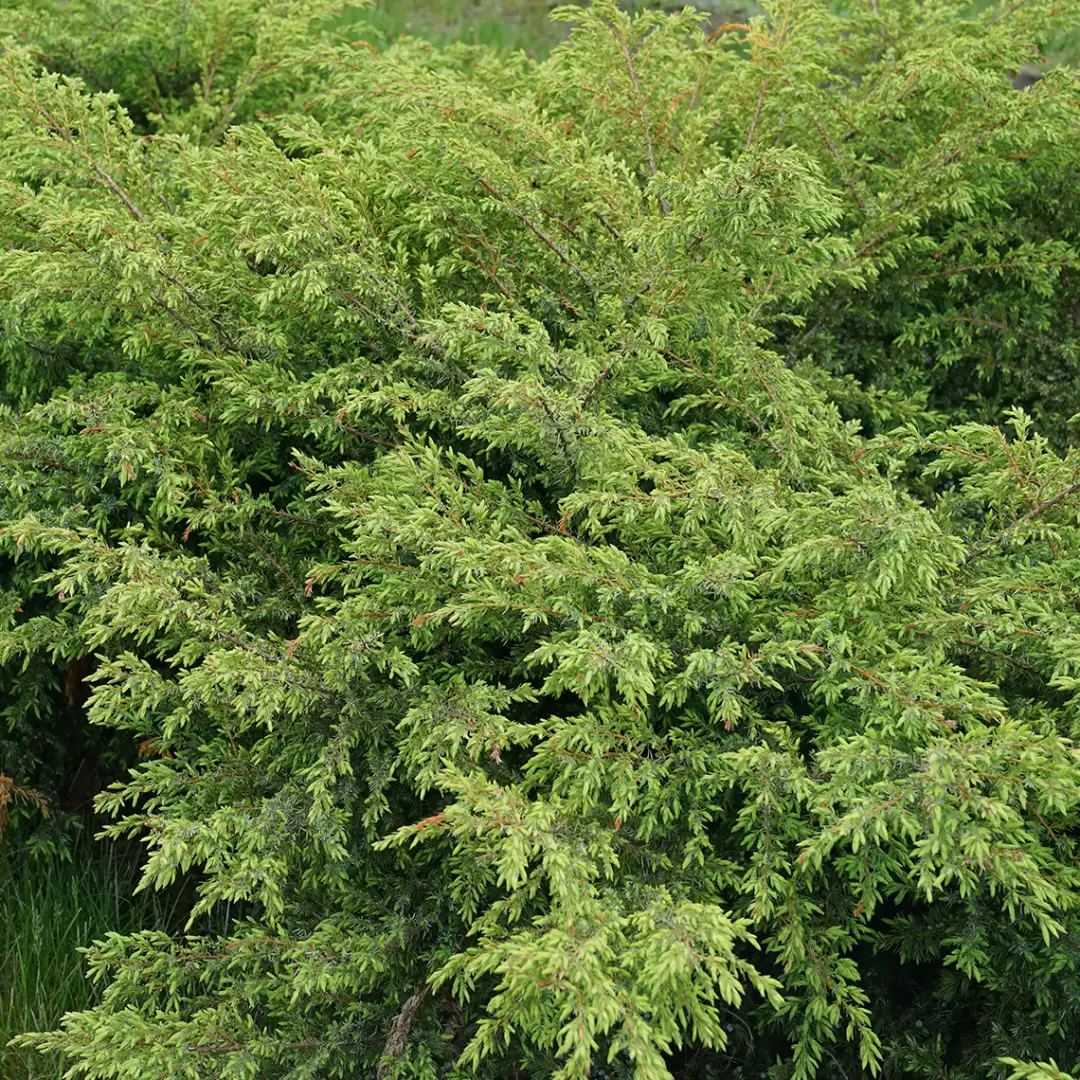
[2,1,1080,1078]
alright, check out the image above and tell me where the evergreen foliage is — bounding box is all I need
[3,1,1080,1077]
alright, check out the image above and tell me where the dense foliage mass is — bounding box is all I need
[3,0,1080,1077]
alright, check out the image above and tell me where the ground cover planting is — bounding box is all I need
[2,1,1080,1077]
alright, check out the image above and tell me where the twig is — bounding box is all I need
[377,988,428,1079]
[21,91,167,244]
[991,0,1031,26]
[964,480,1080,565]
[617,25,670,216]
[746,77,768,152]
[462,166,592,292]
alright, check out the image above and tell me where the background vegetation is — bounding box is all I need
[0,840,203,1080]
[337,0,755,52]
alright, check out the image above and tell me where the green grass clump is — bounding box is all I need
[0,841,184,1080]
[338,0,570,52]
[335,0,759,55]
[338,0,1080,67]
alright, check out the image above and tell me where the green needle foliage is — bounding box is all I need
[2,0,1080,1077]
